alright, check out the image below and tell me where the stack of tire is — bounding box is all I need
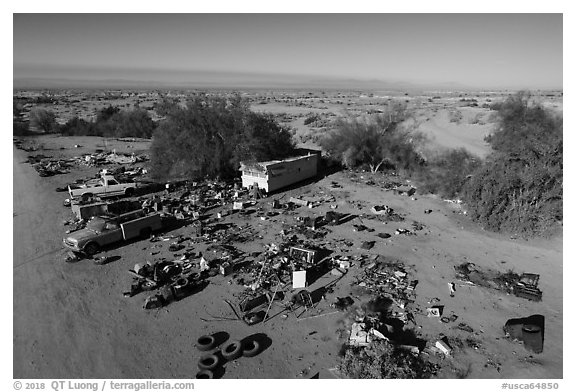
[195,334,261,379]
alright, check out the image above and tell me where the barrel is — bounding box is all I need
[522,324,543,354]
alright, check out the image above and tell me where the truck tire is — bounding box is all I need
[140,227,152,239]
[195,370,214,379]
[221,340,242,361]
[172,277,190,299]
[198,354,220,371]
[196,335,217,351]
[81,193,93,202]
[84,242,100,256]
[242,340,261,358]
[125,188,135,197]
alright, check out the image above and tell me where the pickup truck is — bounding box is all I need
[68,175,137,200]
[63,209,162,255]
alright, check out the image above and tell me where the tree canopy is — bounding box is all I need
[150,95,296,181]
[319,102,424,174]
[30,108,58,133]
[462,92,562,236]
[60,106,156,138]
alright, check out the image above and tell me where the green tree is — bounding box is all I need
[150,95,295,181]
[96,105,120,123]
[13,120,29,136]
[320,102,424,173]
[462,92,562,236]
[30,108,58,133]
[60,117,96,136]
[104,108,156,138]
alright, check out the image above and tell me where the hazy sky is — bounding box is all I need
[13,14,563,89]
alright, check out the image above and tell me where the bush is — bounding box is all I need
[13,121,29,136]
[338,340,436,379]
[462,92,562,236]
[60,107,156,138]
[304,113,320,126]
[417,148,481,198]
[60,117,96,136]
[30,108,59,133]
[319,102,425,174]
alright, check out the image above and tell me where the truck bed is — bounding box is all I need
[121,214,162,239]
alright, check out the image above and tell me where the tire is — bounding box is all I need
[195,370,214,379]
[172,277,190,299]
[242,340,260,358]
[84,242,100,256]
[188,272,201,281]
[81,193,93,201]
[221,340,242,361]
[196,335,217,352]
[140,227,152,239]
[125,188,135,197]
[198,354,220,371]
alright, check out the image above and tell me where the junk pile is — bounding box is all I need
[341,258,424,352]
[78,151,148,166]
[352,257,417,308]
[393,185,417,197]
[345,294,424,355]
[454,263,542,301]
[28,155,73,177]
[364,207,405,222]
[125,259,207,309]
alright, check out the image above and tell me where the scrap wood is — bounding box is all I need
[223,299,245,323]
[200,315,240,322]
[297,310,340,321]
[263,306,290,323]
[127,269,157,285]
[264,282,282,321]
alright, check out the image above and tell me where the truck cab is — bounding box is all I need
[68,175,136,200]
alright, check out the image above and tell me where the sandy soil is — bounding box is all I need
[13,134,562,379]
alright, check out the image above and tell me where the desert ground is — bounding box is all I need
[13,89,562,379]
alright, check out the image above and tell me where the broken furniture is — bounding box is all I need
[513,273,543,301]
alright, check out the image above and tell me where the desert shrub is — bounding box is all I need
[304,113,320,126]
[462,153,562,236]
[60,107,156,138]
[338,340,436,379]
[448,109,463,123]
[319,102,425,174]
[102,108,156,138]
[30,108,59,133]
[462,92,562,236]
[150,95,295,181]
[469,113,484,125]
[417,148,481,198]
[96,105,120,123]
[13,121,29,136]
[60,117,96,136]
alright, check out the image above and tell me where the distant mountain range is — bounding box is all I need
[13,68,559,92]
[13,68,474,91]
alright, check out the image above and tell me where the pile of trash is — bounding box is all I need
[125,258,208,309]
[352,257,417,307]
[364,206,405,222]
[77,151,148,166]
[455,263,542,301]
[28,155,73,177]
